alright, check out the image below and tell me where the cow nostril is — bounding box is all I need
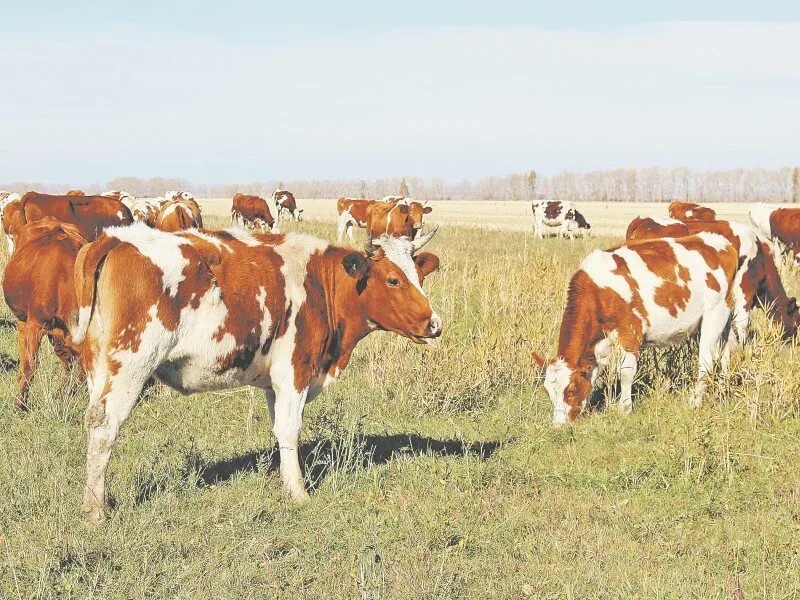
[427,315,443,336]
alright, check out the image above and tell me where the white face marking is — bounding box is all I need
[375,236,426,295]
[106,222,189,297]
[543,358,572,426]
[116,211,124,220]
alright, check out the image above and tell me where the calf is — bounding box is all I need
[231,193,278,232]
[3,218,87,407]
[534,232,739,424]
[20,192,133,240]
[73,225,442,521]
[273,189,303,222]
[532,200,588,239]
[626,217,799,343]
[668,201,716,223]
[156,200,201,231]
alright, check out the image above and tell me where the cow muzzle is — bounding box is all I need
[420,313,443,346]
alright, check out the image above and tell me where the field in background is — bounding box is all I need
[1,212,799,597]
[198,198,761,235]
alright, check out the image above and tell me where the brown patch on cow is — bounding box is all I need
[19,193,133,241]
[627,240,692,317]
[544,201,562,220]
[668,201,717,223]
[769,208,800,250]
[705,272,721,292]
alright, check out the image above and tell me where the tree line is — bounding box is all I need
[3,167,799,203]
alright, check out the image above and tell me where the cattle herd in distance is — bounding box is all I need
[0,187,797,520]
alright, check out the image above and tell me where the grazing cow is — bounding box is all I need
[231,193,278,232]
[273,189,303,222]
[3,218,87,407]
[534,232,739,424]
[626,217,800,343]
[19,192,133,241]
[2,195,24,253]
[532,200,590,239]
[156,200,201,231]
[365,200,432,240]
[668,201,716,223]
[130,198,161,227]
[72,224,442,521]
[67,189,86,196]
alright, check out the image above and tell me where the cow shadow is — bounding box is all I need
[0,352,18,371]
[135,433,500,504]
[0,317,17,331]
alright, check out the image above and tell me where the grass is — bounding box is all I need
[0,206,799,598]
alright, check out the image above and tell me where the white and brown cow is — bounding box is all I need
[534,232,740,425]
[72,224,442,521]
[749,204,800,263]
[273,189,303,222]
[532,200,591,239]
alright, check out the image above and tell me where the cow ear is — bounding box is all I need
[414,252,439,280]
[342,252,370,278]
[423,206,433,214]
[532,352,547,369]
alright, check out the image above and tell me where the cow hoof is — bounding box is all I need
[287,488,310,503]
[81,502,106,524]
[617,402,633,415]
[689,394,704,409]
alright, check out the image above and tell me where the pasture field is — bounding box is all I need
[1,205,799,598]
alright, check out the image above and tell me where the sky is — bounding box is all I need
[1,1,799,184]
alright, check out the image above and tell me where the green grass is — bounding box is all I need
[1,217,799,598]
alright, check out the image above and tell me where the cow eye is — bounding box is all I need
[387,276,400,288]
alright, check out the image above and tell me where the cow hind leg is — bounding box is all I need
[16,320,45,409]
[690,303,731,408]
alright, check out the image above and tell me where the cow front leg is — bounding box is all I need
[16,320,44,409]
[270,385,310,501]
[618,352,638,414]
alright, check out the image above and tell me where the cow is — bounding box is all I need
[130,198,161,227]
[668,201,716,223]
[336,197,406,241]
[749,204,800,262]
[1,194,24,253]
[273,189,303,222]
[19,192,133,241]
[3,218,87,407]
[365,200,432,240]
[534,232,740,425]
[156,199,201,232]
[532,200,590,239]
[164,190,195,203]
[101,190,132,201]
[625,216,690,241]
[231,193,278,232]
[71,224,442,521]
[66,189,86,196]
[625,217,800,344]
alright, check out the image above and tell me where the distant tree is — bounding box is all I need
[793,167,800,203]
[527,170,538,200]
[359,179,368,199]
[399,177,409,197]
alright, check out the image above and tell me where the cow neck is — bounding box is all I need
[557,270,602,370]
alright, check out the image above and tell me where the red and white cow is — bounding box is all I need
[749,204,800,262]
[156,199,201,231]
[625,217,799,344]
[668,201,716,223]
[72,224,442,521]
[273,189,303,222]
[534,232,740,425]
[337,198,374,241]
[365,199,432,240]
[231,193,278,232]
[532,200,591,239]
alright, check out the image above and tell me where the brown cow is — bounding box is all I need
[72,224,442,521]
[273,189,303,222]
[336,197,408,241]
[1,194,24,252]
[365,200,432,240]
[67,189,86,196]
[156,200,201,232]
[2,218,87,407]
[668,201,716,223]
[20,192,133,241]
[231,193,277,232]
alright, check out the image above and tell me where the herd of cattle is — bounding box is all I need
[0,188,797,520]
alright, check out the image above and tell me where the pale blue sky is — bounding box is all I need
[1,2,798,183]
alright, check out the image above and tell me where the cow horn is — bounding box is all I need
[411,225,438,252]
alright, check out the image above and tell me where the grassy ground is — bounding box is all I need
[0,208,799,598]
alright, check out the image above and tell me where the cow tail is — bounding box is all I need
[72,234,122,344]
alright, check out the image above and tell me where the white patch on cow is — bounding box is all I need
[651,216,683,226]
[377,236,426,295]
[543,358,572,426]
[116,211,124,220]
[685,209,694,217]
[749,203,776,240]
[105,222,189,297]
[695,232,729,252]
[581,252,633,303]
[185,229,230,251]
[223,227,262,247]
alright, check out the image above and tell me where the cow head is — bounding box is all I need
[407,201,432,232]
[342,228,442,344]
[533,353,592,426]
[573,210,591,231]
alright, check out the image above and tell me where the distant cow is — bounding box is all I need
[625,216,800,343]
[3,218,87,407]
[273,189,303,222]
[19,192,133,241]
[534,231,740,424]
[532,200,590,238]
[156,200,201,232]
[668,201,716,223]
[231,193,278,232]
[365,200,432,240]
[72,224,442,521]
[130,198,161,227]
[337,197,406,241]
[66,189,86,196]
[749,204,800,261]
[164,190,195,203]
